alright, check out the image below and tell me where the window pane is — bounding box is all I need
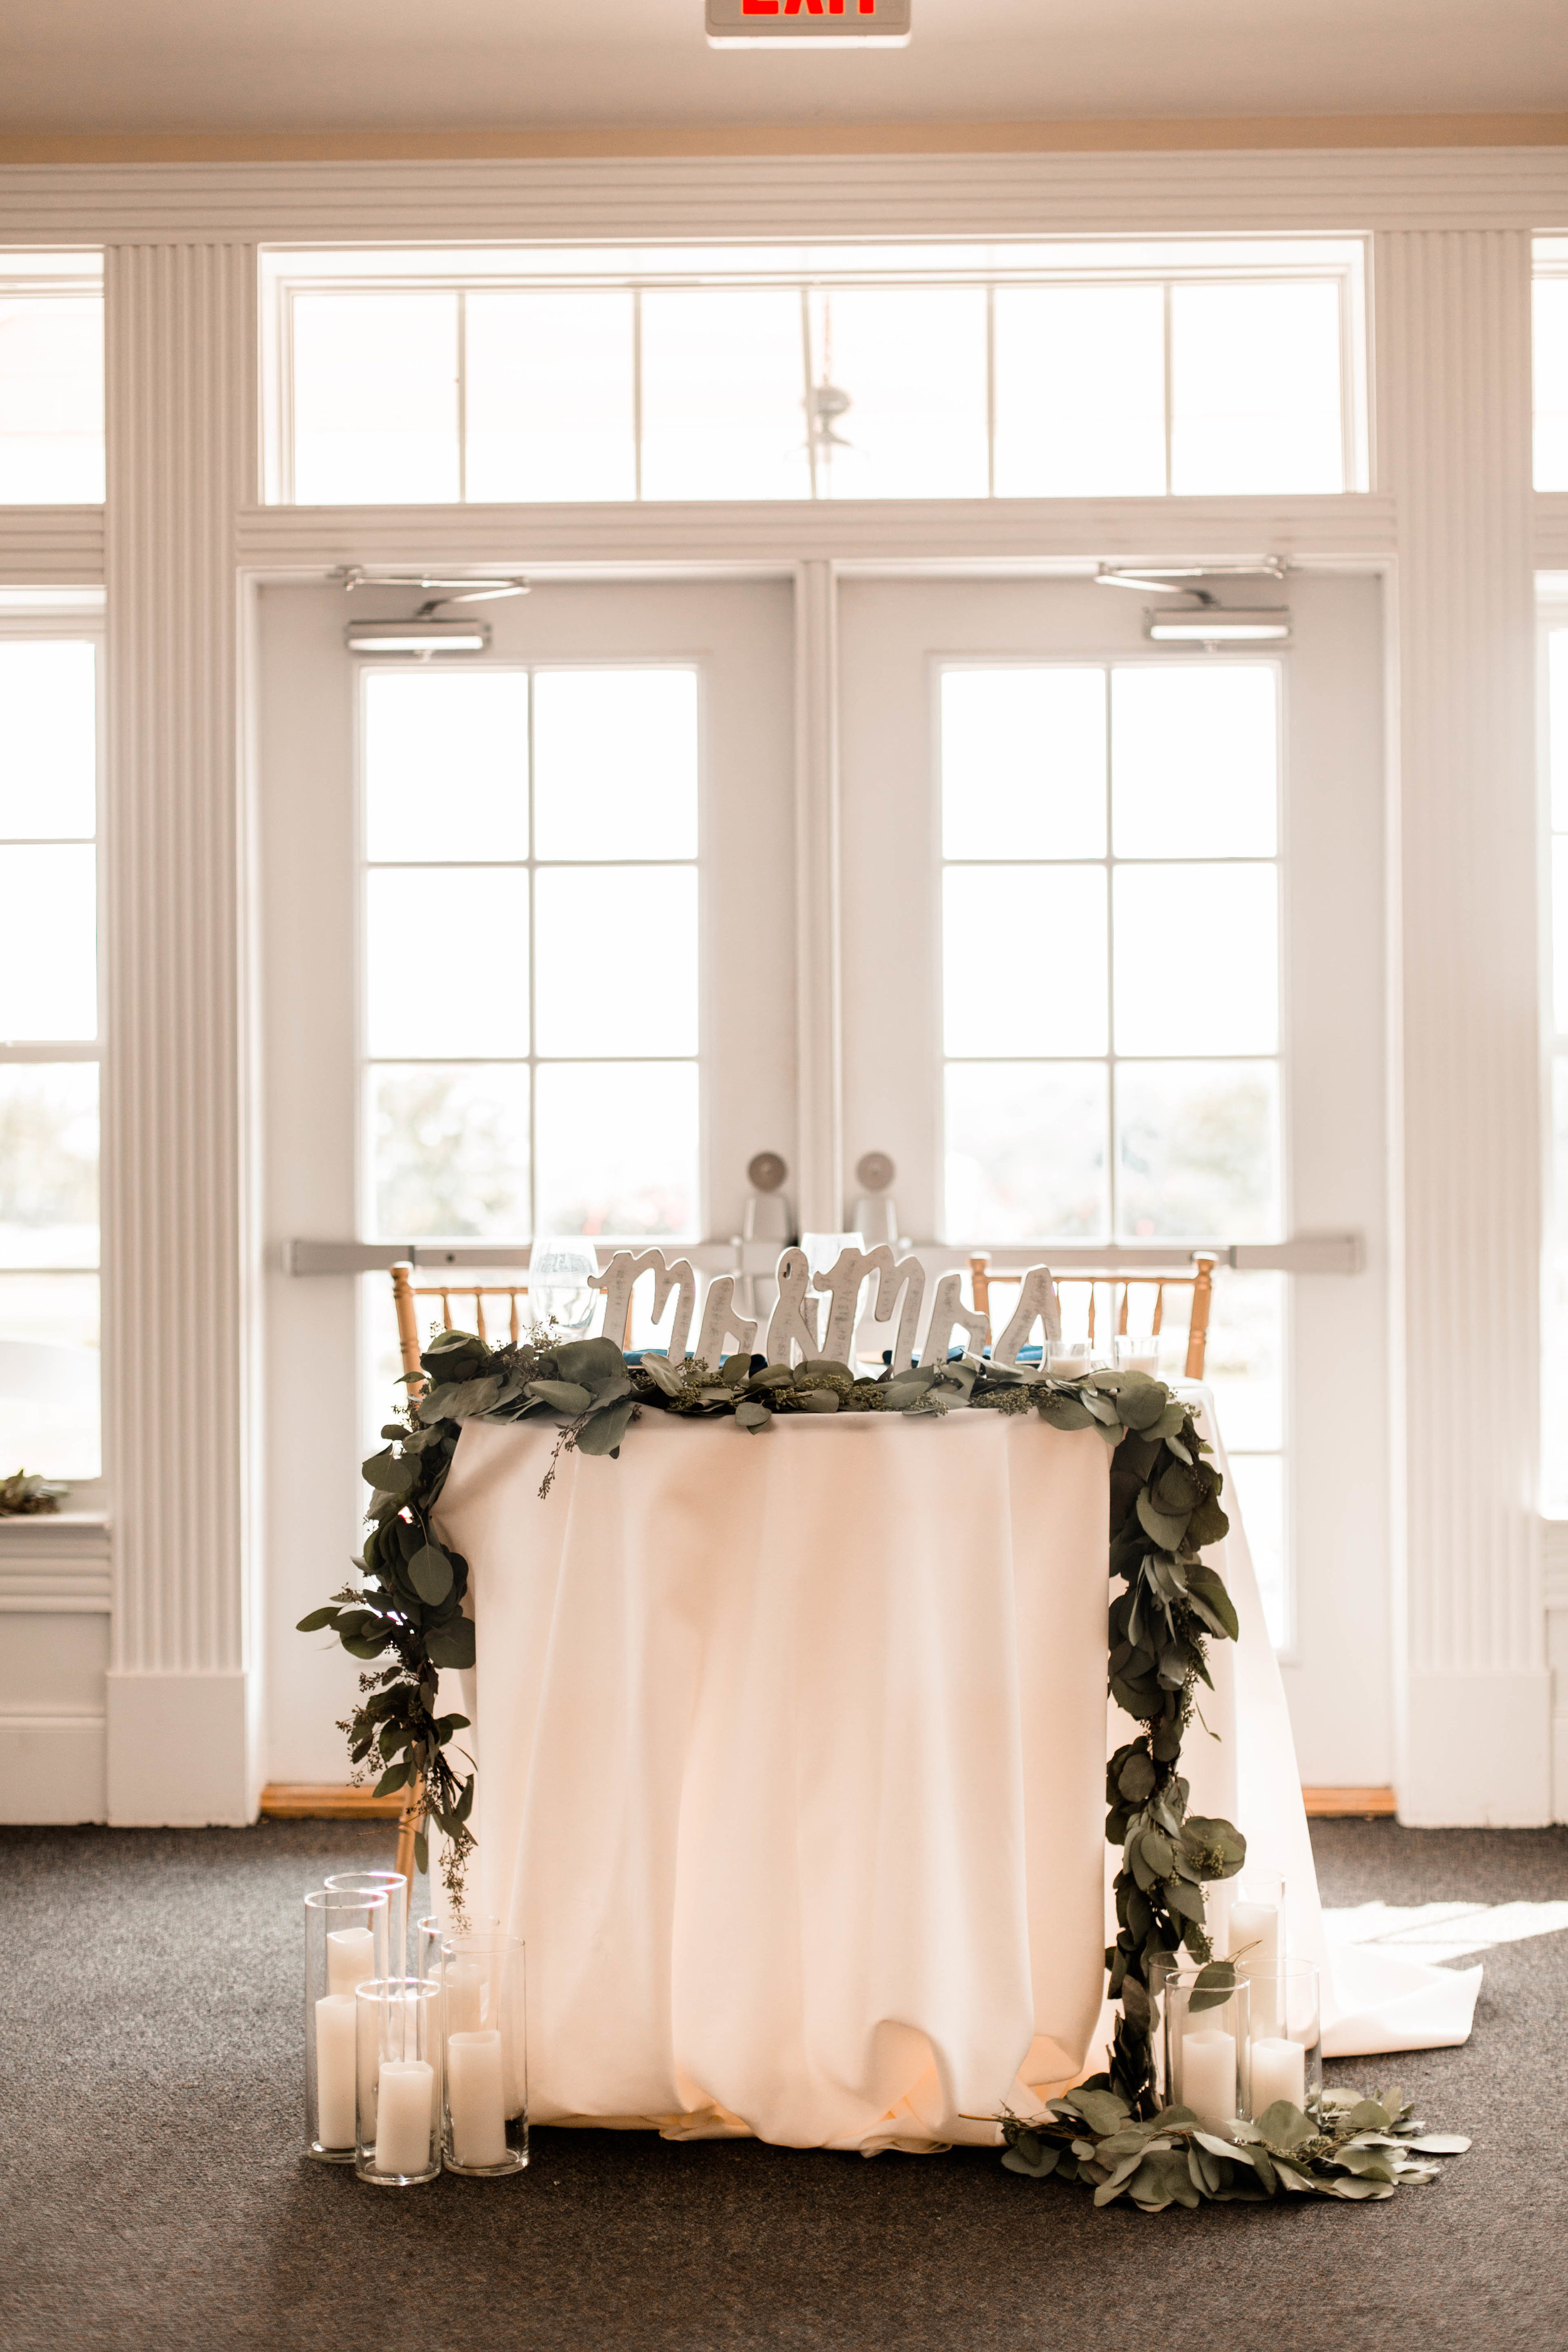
[1545,1054,1568,1506]
[1116,1059,1281,1240]
[640,290,810,500]
[1554,837,1568,1038]
[1229,1452,1287,1649]
[0,845,96,1041]
[1113,864,1278,1056]
[292,294,459,503]
[1550,630,1568,835]
[945,867,1107,1055]
[1204,1267,1285,1451]
[534,1061,698,1237]
[365,867,527,1057]
[1111,664,1277,858]
[0,1270,99,1478]
[993,283,1165,497]
[808,288,987,499]
[0,295,104,502]
[370,1063,529,1241]
[534,867,697,1054]
[365,671,528,862]
[1535,278,1568,492]
[0,639,96,839]
[944,1061,1110,1241]
[0,1064,97,1268]
[465,290,636,502]
[1170,280,1343,494]
[533,669,698,861]
[941,667,1106,860]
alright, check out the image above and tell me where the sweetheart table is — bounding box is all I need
[432,1388,1477,2155]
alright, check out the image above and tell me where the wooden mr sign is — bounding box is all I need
[706,0,912,46]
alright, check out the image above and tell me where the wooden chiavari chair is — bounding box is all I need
[387,1261,531,1885]
[967,1250,1218,1379]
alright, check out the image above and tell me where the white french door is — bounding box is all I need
[836,571,1391,1784]
[260,562,1391,1793]
[258,576,797,1781]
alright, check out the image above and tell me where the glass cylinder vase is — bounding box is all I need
[441,1931,528,2178]
[1159,1965,1252,2128]
[303,1887,389,2161]
[354,1976,441,2186]
[326,1868,409,1975]
[1226,1873,1286,2033]
[1236,1957,1322,2122]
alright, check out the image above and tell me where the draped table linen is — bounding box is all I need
[433,1387,1477,2154]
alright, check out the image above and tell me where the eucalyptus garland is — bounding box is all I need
[299,1324,1247,2095]
[997,2083,1470,2207]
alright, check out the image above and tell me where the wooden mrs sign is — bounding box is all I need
[588,1246,1064,1372]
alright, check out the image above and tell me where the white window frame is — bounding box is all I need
[353,650,707,1249]
[0,596,107,1503]
[259,235,1370,508]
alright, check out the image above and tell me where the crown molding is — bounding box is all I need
[0,115,1564,167]
[0,146,1566,241]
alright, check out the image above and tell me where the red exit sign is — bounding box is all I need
[706,0,912,45]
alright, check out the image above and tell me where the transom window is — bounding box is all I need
[263,238,1368,507]
[0,609,103,1479]
[361,662,701,1246]
[0,252,104,504]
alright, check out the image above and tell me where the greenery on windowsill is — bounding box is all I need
[0,1470,68,1516]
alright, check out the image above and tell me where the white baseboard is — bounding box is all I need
[105,1670,257,1826]
[1400,1666,1554,1826]
[0,1712,106,1823]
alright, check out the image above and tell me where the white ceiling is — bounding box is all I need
[0,0,1562,135]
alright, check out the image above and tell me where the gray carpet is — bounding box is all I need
[3,1819,1565,2352]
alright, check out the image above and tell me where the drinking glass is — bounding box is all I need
[355,1977,442,2187]
[303,1887,389,2161]
[527,1238,600,1338]
[441,1930,528,2177]
[1046,1337,1094,1379]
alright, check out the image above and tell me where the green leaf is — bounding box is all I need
[374,1761,411,1796]
[295,1606,340,1633]
[1187,1959,1237,2013]
[407,1544,454,1606]
[1255,2100,1315,2151]
[413,1831,429,1877]
[1403,2132,1471,2154]
[1117,1749,1157,1803]
[425,1616,477,1671]
[523,1379,594,1414]
[1184,1565,1240,1642]
[1136,1491,1189,1549]
[1115,1379,1172,1433]
[797,1389,840,1414]
[576,1397,637,1456]
[734,1399,772,1431]
[341,1633,391,1661]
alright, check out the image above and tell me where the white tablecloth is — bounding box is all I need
[433,1389,1476,2153]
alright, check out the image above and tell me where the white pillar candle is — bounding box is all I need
[326,1926,375,1997]
[1179,2028,1237,2123]
[1249,2036,1306,2115]
[1123,1344,1160,1374]
[447,2029,509,2168]
[1229,1899,1283,2033]
[1051,1349,1091,1377]
[374,2058,435,2176]
[445,1961,485,2035]
[314,1994,357,2149]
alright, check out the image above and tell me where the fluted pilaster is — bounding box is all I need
[1377,229,1550,1822]
[102,241,258,1823]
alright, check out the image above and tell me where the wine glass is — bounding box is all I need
[526,1237,599,1338]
